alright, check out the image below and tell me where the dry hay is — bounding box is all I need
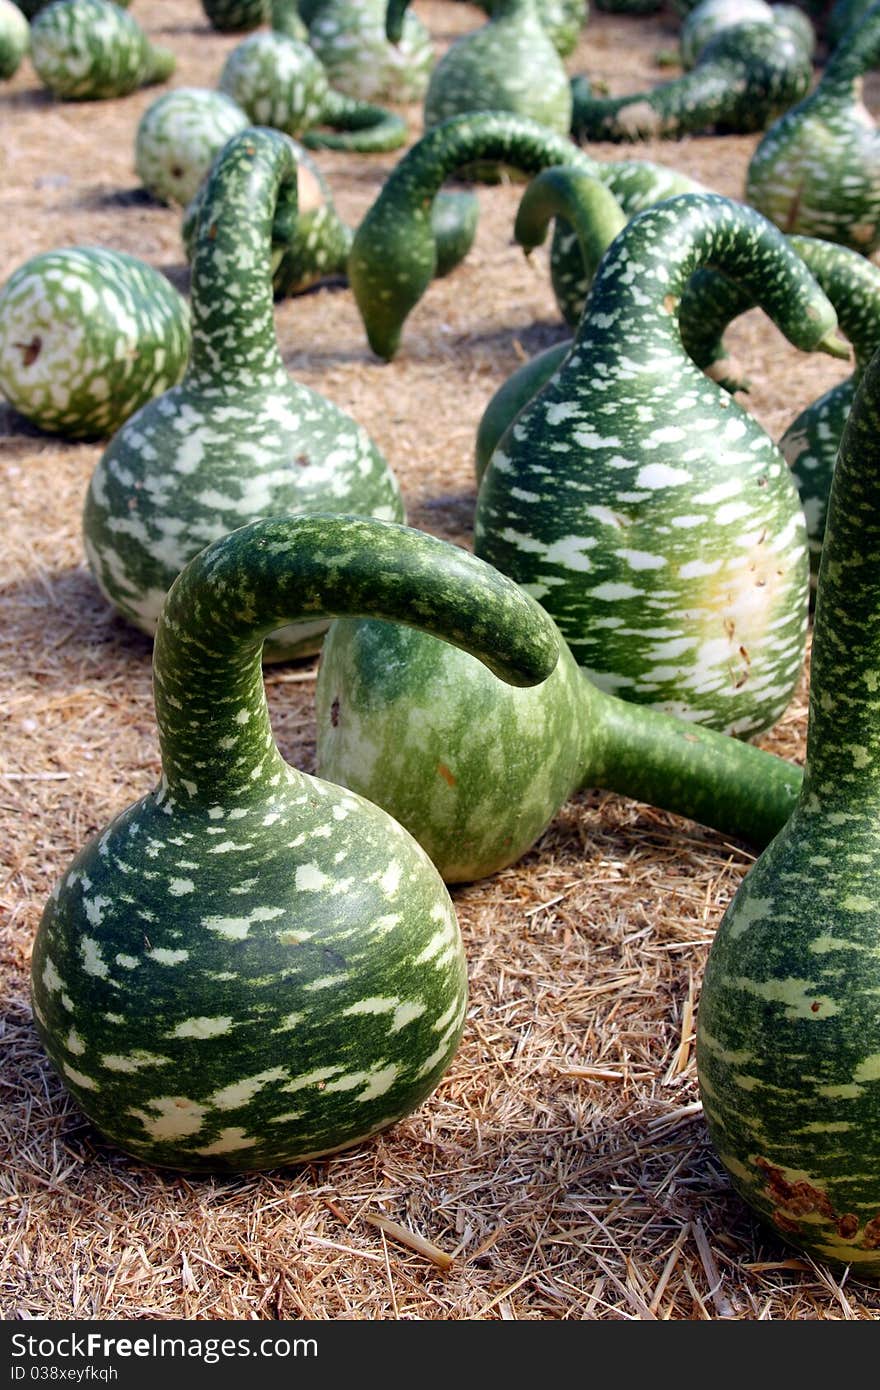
[2,0,879,1322]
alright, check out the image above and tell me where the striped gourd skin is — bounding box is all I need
[423,0,573,141]
[30,0,174,100]
[474,193,845,738]
[307,0,434,104]
[0,247,190,440]
[0,0,29,79]
[570,21,812,142]
[696,346,880,1276]
[316,617,587,884]
[746,4,880,254]
[31,514,560,1171]
[83,128,403,656]
[135,88,250,208]
[219,31,330,136]
[779,236,880,588]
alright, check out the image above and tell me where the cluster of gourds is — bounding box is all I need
[5,0,880,1282]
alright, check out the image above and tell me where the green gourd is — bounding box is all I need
[347,110,709,361]
[315,606,804,885]
[389,0,573,142]
[307,0,434,103]
[14,0,129,12]
[827,0,876,47]
[679,0,814,70]
[201,0,270,30]
[82,127,403,657]
[0,247,190,440]
[0,0,29,78]
[696,342,880,1277]
[31,514,560,1172]
[571,17,812,142]
[455,0,588,58]
[30,0,175,100]
[746,1,880,254]
[218,28,407,154]
[474,193,849,739]
[135,88,251,208]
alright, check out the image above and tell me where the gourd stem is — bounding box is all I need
[153,515,560,804]
[823,3,880,86]
[584,681,803,844]
[513,166,627,291]
[186,128,294,389]
[303,90,407,153]
[803,344,880,803]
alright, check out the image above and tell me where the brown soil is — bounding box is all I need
[2,0,878,1321]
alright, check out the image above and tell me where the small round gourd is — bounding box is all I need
[135,88,251,208]
[0,246,190,440]
[474,193,848,738]
[696,342,880,1277]
[746,1,880,254]
[201,0,268,30]
[0,0,29,79]
[308,0,434,104]
[31,515,561,1172]
[83,127,403,655]
[679,0,775,68]
[30,0,175,101]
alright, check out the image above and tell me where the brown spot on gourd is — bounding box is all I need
[295,454,311,467]
[330,697,340,728]
[437,763,456,787]
[15,337,41,367]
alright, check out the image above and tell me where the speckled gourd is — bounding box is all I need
[402,0,573,143]
[571,17,812,142]
[218,28,406,153]
[746,1,880,254]
[307,0,434,103]
[31,515,560,1172]
[82,128,403,656]
[316,605,805,884]
[30,0,175,100]
[474,193,850,738]
[347,110,711,360]
[0,247,190,440]
[679,0,814,70]
[696,342,880,1277]
[0,0,29,78]
[458,0,587,57]
[135,88,252,208]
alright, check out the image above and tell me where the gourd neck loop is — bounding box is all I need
[514,167,627,297]
[802,345,880,805]
[788,236,880,370]
[574,193,846,364]
[153,515,561,805]
[186,127,295,391]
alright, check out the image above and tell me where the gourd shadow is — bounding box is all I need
[0,87,54,114]
[457,317,569,359]
[74,185,159,212]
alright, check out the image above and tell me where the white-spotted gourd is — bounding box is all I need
[696,343,880,1277]
[316,608,804,885]
[570,16,812,142]
[30,0,175,100]
[0,246,190,440]
[31,515,560,1172]
[0,0,29,79]
[746,1,880,254]
[457,0,588,57]
[308,0,434,104]
[393,0,573,144]
[218,28,407,154]
[82,128,403,657]
[135,88,251,208]
[679,0,814,70]
[474,193,849,738]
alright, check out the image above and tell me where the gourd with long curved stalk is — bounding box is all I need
[348,110,709,361]
[746,2,880,254]
[696,343,880,1278]
[83,128,403,657]
[0,0,29,79]
[570,17,812,142]
[31,515,560,1173]
[316,605,805,884]
[219,28,407,154]
[388,0,572,145]
[307,0,434,103]
[30,0,175,100]
[474,193,849,739]
[0,247,190,441]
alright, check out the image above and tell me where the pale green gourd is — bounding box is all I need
[0,0,29,78]
[307,0,434,103]
[30,0,175,100]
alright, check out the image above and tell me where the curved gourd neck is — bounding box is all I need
[789,235,880,370]
[574,193,845,363]
[580,678,803,845]
[514,167,627,296]
[823,7,880,86]
[153,516,560,805]
[186,127,294,391]
[385,0,409,41]
[802,345,880,806]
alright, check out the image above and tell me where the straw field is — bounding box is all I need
[2,0,879,1320]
